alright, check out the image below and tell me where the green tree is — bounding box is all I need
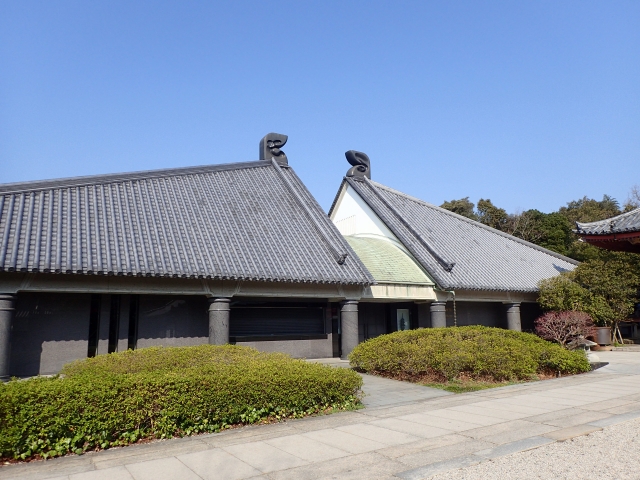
[440,197,477,220]
[507,210,574,256]
[558,195,621,223]
[555,194,623,262]
[538,253,640,341]
[476,199,509,230]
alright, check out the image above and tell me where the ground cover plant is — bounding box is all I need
[349,326,590,392]
[0,345,362,461]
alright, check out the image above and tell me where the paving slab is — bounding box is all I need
[470,400,551,416]
[221,441,308,473]
[358,374,451,408]
[281,411,367,432]
[394,439,495,468]
[376,434,469,460]
[91,441,212,470]
[425,409,506,426]
[462,419,557,444]
[177,448,262,480]
[69,466,134,480]
[588,409,640,427]
[267,452,406,480]
[264,435,350,462]
[395,454,481,480]
[0,458,94,480]
[124,458,201,480]
[543,410,612,428]
[368,418,453,439]
[473,436,554,459]
[446,404,529,420]
[602,401,640,415]
[301,429,386,454]
[396,412,484,432]
[580,397,637,411]
[336,424,420,446]
[522,407,592,423]
[542,424,603,441]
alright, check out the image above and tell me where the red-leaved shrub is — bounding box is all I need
[534,311,595,348]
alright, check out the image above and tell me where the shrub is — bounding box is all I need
[534,311,596,347]
[0,345,362,461]
[349,326,590,382]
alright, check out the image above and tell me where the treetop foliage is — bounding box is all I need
[440,188,639,261]
[440,187,640,326]
[440,197,477,220]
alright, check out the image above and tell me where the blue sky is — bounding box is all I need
[1,1,638,213]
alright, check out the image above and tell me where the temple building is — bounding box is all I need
[0,135,579,377]
[0,135,374,378]
[575,208,640,253]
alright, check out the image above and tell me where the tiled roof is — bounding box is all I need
[344,236,434,285]
[576,207,640,235]
[0,160,374,285]
[335,178,578,292]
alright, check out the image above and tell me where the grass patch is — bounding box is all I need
[0,345,362,461]
[349,326,590,387]
[421,379,523,393]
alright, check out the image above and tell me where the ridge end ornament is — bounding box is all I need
[260,133,288,165]
[345,150,371,179]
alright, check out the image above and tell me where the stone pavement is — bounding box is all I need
[2,351,640,480]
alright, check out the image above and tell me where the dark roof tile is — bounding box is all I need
[0,161,374,285]
[339,178,577,292]
[576,207,640,235]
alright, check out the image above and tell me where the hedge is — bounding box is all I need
[0,345,362,460]
[349,326,590,381]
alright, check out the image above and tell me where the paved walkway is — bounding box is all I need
[2,352,640,480]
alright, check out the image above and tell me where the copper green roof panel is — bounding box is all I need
[345,236,434,285]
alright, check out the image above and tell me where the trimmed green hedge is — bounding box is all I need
[349,326,590,381]
[0,345,362,460]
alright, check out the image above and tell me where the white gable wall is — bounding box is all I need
[331,184,399,243]
[331,183,437,300]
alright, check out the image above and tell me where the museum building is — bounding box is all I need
[0,134,578,377]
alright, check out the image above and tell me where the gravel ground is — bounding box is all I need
[430,418,640,480]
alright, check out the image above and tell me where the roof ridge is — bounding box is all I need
[0,160,271,194]
[370,180,579,266]
[327,178,348,218]
[278,166,376,283]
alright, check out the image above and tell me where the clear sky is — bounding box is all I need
[1,1,638,214]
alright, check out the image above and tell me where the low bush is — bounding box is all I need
[0,345,362,461]
[349,326,590,382]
